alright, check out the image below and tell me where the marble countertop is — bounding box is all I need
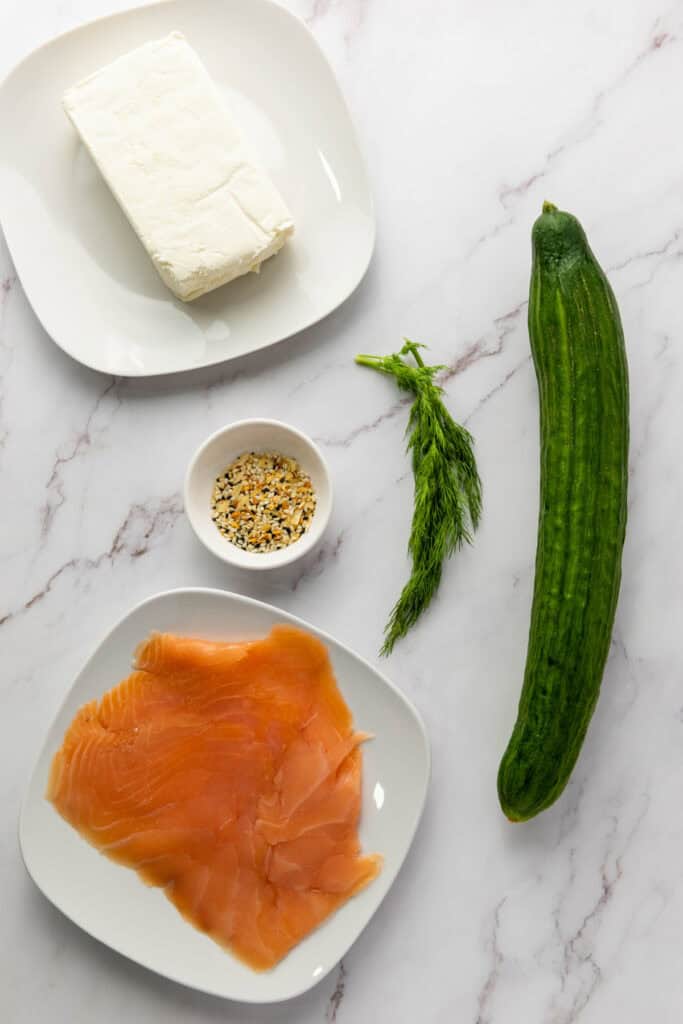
[2,1,682,1021]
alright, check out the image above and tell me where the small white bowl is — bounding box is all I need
[185,419,332,570]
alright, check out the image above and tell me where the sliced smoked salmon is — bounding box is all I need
[47,625,381,970]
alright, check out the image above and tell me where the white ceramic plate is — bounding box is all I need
[20,589,430,1003]
[0,1,374,377]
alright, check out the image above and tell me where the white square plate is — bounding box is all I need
[0,0,374,376]
[20,589,430,1003]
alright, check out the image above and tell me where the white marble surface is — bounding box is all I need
[2,1,683,1020]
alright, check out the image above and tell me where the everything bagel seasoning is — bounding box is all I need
[211,451,317,553]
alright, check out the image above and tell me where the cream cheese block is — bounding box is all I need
[63,32,294,301]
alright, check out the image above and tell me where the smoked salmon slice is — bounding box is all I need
[47,625,382,970]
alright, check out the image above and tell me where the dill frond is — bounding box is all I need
[355,340,482,655]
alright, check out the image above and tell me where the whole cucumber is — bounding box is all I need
[498,203,629,821]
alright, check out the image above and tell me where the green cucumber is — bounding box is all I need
[497,202,629,822]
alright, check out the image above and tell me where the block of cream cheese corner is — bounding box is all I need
[62,32,294,301]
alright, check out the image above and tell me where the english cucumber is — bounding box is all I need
[497,203,629,822]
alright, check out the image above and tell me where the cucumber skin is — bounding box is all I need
[497,206,629,822]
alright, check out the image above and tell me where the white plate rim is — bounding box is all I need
[0,0,376,378]
[19,587,430,1003]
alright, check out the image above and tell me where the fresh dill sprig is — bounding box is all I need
[355,340,482,655]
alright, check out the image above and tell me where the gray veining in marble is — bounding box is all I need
[2,1,683,1021]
